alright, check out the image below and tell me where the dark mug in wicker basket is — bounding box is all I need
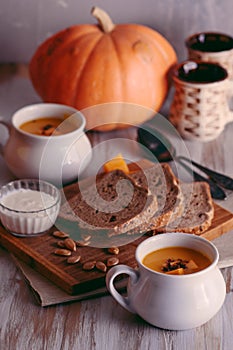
[169,60,233,141]
[185,32,233,80]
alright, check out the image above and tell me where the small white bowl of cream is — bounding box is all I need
[0,179,61,237]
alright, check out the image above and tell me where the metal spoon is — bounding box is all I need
[137,126,233,200]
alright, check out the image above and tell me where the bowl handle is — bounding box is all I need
[106,264,139,314]
[0,118,11,155]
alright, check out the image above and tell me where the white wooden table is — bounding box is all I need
[0,65,233,350]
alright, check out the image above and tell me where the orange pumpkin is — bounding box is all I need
[29,7,177,131]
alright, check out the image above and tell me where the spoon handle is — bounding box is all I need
[178,156,233,190]
[176,158,226,200]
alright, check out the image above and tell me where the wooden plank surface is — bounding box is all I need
[0,160,233,295]
[1,62,233,350]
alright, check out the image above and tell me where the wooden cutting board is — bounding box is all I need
[0,160,233,295]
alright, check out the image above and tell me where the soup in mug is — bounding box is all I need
[143,246,211,275]
[19,115,75,136]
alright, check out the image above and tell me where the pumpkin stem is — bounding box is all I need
[91,6,115,33]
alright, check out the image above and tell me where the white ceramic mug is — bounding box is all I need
[106,232,226,330]
[0,103,92,185]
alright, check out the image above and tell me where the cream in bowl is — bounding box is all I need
[0,179,61,236]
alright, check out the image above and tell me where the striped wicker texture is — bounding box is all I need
[169,77,233,141]
[187,48,233,80]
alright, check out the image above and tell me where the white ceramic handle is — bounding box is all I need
[0,118,11,155]
[106,264,139,313]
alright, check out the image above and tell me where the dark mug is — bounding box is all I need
[185,32,233,79]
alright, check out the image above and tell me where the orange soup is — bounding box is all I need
[142,246,211,275]
[19,116,75,136]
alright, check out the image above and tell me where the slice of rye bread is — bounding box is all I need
[125,163,183,234]
[152,181,214,235]
[59,169,158,235]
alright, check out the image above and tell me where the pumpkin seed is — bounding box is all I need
[82,261,96,271]
[76,240,90,247]
[53,231,69,239]
[54,248,72,256]
[107,257,119,267]
[67,255,81,264]
[64,238,76,251]
[96,261,107,272]
[82,234,91,242]
[107,246,119,255]
[57,240,65,248]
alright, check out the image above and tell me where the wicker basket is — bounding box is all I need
[169,65,233,142]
